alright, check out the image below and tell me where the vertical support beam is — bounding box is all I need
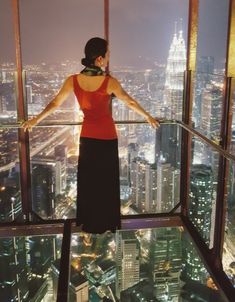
[57,221,71,302]
[180,0,199,216]
[12,0,32,220]
[104,0,109,75]
[213,0,235,262]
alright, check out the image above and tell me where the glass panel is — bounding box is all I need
[30,123,181,220]
[196,0,229,74]
[192,0,230,141]
[117,123,181,215]
[192,72,225,143]
[110,0,188,121]
[0,128,22,223]
[188,136,219,248]
[231,78,235,155]
[20,0,103,66]
[222,160,235,287]
[20,0,103,123]
[24,70,83,124]
[30,125,79,220]
[0,234,62,301]
[0,0,17,123]
[70,227,226,301]
[0,1,16,65]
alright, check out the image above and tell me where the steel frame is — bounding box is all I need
[12,0,32,221]
[212,0,235,264]
[180,0,199,218]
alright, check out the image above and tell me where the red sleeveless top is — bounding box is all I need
[73,74,118,140]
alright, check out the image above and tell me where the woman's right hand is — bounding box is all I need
[21,117,39,132]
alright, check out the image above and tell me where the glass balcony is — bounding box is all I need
[1,0,235,301]
[0,120,234,301]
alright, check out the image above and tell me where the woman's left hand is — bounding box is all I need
[146,115,160,129]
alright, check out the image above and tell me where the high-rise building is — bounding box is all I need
[156,157,180,213]
[0,237,29,301]
[201,83,222,141]
[116,231,140,298]
[164,22,186,120]
[148,228,182,301]
[181,232,207,284]
[155,124,181,169]
[31,157,64,218]
[52,260,89,302]
[145,163,157,212]
[189,164,214,245]
[0,186,21,222]
[193,56,215,128]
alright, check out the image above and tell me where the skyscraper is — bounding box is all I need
[149,228,182,301]
[193,56,215,128]
[116,231,140,298]
[189,164,214,245]
[201,83,222,141]
[164,21,186,120]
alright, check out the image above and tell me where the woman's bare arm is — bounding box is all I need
[22,75,73,131]
[108,77,160,129]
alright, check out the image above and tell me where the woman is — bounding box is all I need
[22,37,160,234]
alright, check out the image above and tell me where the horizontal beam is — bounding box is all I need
[0,215,183,237]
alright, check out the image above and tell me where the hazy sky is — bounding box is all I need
[0,0,230,69]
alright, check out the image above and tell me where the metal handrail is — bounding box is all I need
[1,119,235,162]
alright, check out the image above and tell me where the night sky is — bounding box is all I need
[0,0,230,69]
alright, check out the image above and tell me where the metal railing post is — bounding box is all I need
[12,0,32,221]
[180,0,199,216]
[212,0,235,263]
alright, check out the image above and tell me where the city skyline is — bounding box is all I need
[0,0,230,70]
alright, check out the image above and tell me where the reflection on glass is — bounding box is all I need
[30,126,80,220]
[192,71,224,143]
[117,123,181,215]
[0,129,22,223]
[188,137,219,248]
[69,227,225,301]
[0,234,62,301]
[223,160,235,287]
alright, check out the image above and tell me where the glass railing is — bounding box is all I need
[28,122,181,220]
[188,135,219,249]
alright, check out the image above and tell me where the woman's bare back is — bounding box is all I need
[76,74,109,92]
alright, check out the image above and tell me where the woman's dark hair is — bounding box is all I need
[81,37,108,67]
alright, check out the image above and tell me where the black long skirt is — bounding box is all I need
[76,137,121,234]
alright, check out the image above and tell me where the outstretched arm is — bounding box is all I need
[22,75,74,132]
[108,77,160,129]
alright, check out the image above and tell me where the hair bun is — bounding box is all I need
[81,57,91,67]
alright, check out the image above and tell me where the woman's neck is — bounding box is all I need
[81,65,104,76]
